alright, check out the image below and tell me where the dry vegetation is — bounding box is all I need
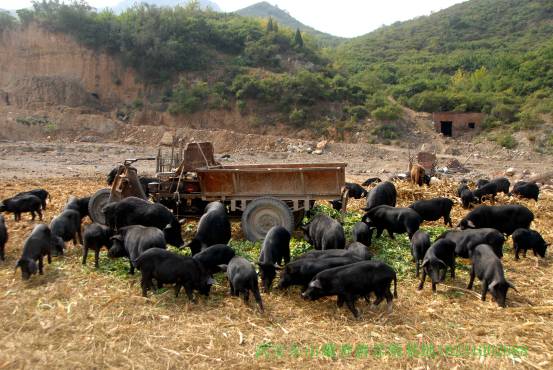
[0,177,552,369]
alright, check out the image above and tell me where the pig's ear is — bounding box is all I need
[438,260,447,269]
[467,220,476,228]
[421,259,429,268]
[217,264,228,272]
[274,263,284,270]
[164,223,172,230]
[309,279,322,289]
[507,280,518,292]
[488,281,497,291]
[110,235,122,241]
[178,219,186,225]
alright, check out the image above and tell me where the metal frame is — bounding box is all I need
[149,142,348,217]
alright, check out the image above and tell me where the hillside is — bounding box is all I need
[2,0,553,151]
[337,0,553,67]
[334,0,553,132]
[235,1,344,47]
[1,1,398,141]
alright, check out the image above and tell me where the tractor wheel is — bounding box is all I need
[241,197,294,242]
[88,189,111,225]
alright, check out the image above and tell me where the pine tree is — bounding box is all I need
[294,28,304,47]
[266,17,274,32]
[273,20,278,32]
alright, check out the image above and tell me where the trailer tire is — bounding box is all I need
[241,197,294,242]
[88,189,111,225]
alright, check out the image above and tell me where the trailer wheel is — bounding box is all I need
[241,197,294,241]
[88,189,111,225]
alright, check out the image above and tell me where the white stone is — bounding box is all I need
[430,177,442,185]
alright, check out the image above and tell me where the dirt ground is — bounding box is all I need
[0,137,549,182]
[0,174,552,369]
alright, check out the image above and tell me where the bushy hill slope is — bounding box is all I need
[235,1,344,47]
[1,1,389,135]
[3,0,552,146]
[334,0,553,129]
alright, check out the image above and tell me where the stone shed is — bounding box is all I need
[432,112,485,137]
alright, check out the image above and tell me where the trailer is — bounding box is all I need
[89,142,347,241]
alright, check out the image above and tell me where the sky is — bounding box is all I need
[0,0,467,38]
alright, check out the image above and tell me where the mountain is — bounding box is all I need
[337,0,553,70]
[112,0,220,13]
[334,0,553,124]
[235,1,344,47]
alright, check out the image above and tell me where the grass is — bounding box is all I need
[1,177,553,368]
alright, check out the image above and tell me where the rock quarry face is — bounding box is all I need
[0,24,144,109]
[5,76,102,109]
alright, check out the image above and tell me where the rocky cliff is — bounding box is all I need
[0,24,143,110]
[0,25,326,142]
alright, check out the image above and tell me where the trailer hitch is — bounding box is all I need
[123,157,156,166]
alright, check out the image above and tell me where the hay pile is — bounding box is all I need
[0,177,552,369]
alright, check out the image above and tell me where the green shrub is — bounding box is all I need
[15,116,56,130]
[372,123,400,140]
[44,122,58,132]
[481,116,502,130]
[517,109,544,129]
[497,133,517,149]
[347,105,369,121]
[491,103,517,123]
[168,81,209,114]
[371,104,402,122]
[289,108,307,125]
[407,91,451,112]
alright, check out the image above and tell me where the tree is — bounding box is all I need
[266,17,273,32]
[273,20,278,32]
[294,28,304,47]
